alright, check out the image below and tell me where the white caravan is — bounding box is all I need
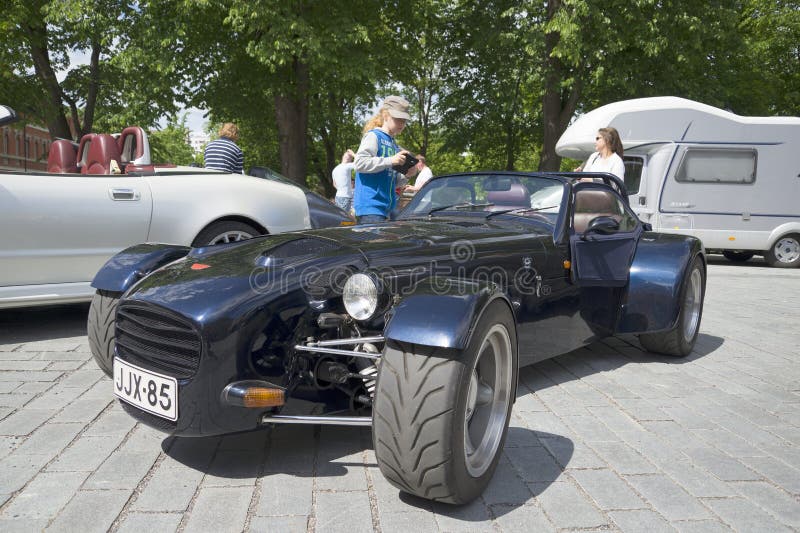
[556,96,800,267]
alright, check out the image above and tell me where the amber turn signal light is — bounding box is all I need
[563,260,571,269]
[222,380,285,408]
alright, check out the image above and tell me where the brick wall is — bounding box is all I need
[0,123,51,172]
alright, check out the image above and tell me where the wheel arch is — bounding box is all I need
[616,233,706,334]
[195,215,268,242]
[766,223,800,251]
[91,243,191,294]
[384,277,517,353]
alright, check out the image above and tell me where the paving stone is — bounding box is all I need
[46,489,131,533]
[0,409,56,435]
[505,444,563,483]
[23,385,84,411]
[0,435,21,460]
[115,512,183,533]
[83,449,160,490]
[256,473,313,516]
[13,381,53,395]
[682,447,760,481]
[514,410,575,439]
[56,368,103,389]
[673,519,735,533]
[19,340,83,352]
[481,459,534,505]
[0,471,88,519]
[0,453,50,494]
[47,360,85,371]
[531,479,607,529]
[248,515,308,533]
[56,397,112,423]
[738,456,800,495]
[491,503,553,533]
[0,393,35,408]
[659,460,737,498]
[47,434,124,472]
[704,497,792,533]
[0,371,63,382]
[429,498,493,532]
[0,381,22,393]
[182,486,254,533]
[378,510,439,533]
[0,518,50,532]
[571,469,646,510]
[12,422,83,458]
[608,509,675,533]
[30,351,90,361]
[315,454,368,492]
[589,441,659,475]
[625,474,711,521]
[0,360,51,371]
[0,343,23,352]
[314,491,374,533]
[731,481,800,528]
[132,463,205,512]
[202,449,262,487]
[83,408,137,437]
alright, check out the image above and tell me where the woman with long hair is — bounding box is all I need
[353,95,414,223]
[576,126,625,180]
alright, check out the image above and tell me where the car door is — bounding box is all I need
[0,172,152,287]
[569,183,642,335]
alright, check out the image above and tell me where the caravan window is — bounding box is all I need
[623,156,644,194]
[675,148,757,184]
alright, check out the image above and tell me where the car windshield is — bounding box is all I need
[399,174,564,222]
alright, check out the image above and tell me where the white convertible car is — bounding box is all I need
[0,105,352,309]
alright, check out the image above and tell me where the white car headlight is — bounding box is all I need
[343,273,379,320]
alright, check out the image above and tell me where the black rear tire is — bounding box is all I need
[639,256,705,357]
[88,289,121,377]
[192,220,260,247]
[372,300,517,504]
[722,250,754,262]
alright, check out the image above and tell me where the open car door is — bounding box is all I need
[569,182,642,287]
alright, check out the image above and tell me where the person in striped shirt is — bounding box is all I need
[204,123,244,173]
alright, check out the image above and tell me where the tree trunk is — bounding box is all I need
[24,21,71,140]
[80,41,102,136]
[274,58,309,186]
[538,0,582,172]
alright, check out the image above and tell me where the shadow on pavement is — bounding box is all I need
[161,423,570,515]
[0,302,89,342]
[706,254,771,268]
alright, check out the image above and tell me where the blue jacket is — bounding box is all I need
[354,129,398,217]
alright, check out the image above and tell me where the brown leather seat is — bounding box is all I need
[82,134,122,174]
[486,183,530,209]
[47,140,78,173]
[573,190,621,233]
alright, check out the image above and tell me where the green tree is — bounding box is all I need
[148,115,195,166]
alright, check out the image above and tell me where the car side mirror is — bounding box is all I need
[0,105,18,127]
[582,216,620,239]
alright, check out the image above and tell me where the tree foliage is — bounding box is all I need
[2,0,797,184]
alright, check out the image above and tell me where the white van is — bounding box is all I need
[556,96,800,268]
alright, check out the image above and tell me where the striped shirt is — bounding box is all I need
[204,137,243,173]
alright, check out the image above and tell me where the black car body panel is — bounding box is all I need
[95,171,705,438]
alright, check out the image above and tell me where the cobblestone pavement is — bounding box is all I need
[0,257,798,532]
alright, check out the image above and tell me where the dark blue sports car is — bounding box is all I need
[90,171,706,504]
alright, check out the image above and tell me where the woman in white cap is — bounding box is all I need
[353,95,414,224]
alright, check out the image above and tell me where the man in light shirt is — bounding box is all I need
[405,154,432,193]
[332,149,355,212]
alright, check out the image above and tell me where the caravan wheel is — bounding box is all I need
[765,234,800,268]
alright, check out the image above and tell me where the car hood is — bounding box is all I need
[124,218,544,321]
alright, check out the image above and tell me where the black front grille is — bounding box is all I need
[115,302,201,379]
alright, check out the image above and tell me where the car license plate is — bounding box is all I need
[113,358,177,421]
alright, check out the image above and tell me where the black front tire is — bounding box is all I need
[88,289,121,377]
[372,300,517,504]
[639,256,705,357]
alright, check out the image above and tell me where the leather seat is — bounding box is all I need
[82,134,122,174]
[486,183,530,209]
[47,140,78,173]
[573,190,621,233]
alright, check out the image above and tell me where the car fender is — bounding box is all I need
[384,278,515,351]
[144,172,311,244]
[91,243,190,294]
[616,233,705,334]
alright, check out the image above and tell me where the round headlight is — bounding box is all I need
[343,273,379,320]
